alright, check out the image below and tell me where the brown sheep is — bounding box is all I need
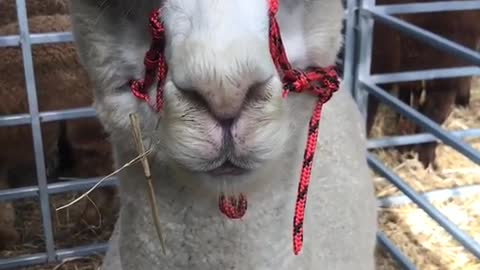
[367,0,480,168]
[0,13,116,250]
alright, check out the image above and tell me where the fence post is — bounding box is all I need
[15,0,56,262]
[355,0,375,128]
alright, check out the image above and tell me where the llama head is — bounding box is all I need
[157,0,290,176]
[69,0,343,187]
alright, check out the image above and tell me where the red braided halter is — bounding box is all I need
[129,0,340,256]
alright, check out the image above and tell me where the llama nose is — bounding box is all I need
[181,82,261,120]
[171,54,275,120]
[203,86,252,120]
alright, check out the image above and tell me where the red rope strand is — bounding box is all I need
[129,0,340,256]
[128,9,167,112]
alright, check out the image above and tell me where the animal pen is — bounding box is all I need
[0,0,479,269]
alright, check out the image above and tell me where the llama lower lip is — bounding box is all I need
[207,162,249,176]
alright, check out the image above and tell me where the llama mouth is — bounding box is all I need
[206,161,250,176]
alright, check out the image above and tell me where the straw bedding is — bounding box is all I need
[371,79,480,198]
[373,78,480,269]
[376,196,480,270]
[0,189,117,264]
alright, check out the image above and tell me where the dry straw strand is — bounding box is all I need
[55,147,153,211]
[129,113,167,255]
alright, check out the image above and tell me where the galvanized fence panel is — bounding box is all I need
[0,0,479,269]
[349,0,480,268]
[0,0,115,268]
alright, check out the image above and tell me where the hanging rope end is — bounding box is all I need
[293,238,303,255]
[219,193,248,219]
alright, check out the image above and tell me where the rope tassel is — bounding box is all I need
[128,0,340,256]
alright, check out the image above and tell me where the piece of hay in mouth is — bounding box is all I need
[128,113,166,255]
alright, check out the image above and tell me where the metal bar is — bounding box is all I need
[0,113,31,127]
[0,107,98,127]
[0,243,108,269]
[40,107,97,122]
[360,81,480,164]
[341,0,358,94]
[355,0,375,121]
[379,184,480,208]
[0,186,37,201]
[367,128,480,149]
[0,32,73,48]
[373,1,480,15]
[369,66,480,84]
[0,177,118,202]
[15,0,56,260]
[31,32,74,44]
[361,8,480,67]
[0,254,47,270]
[368,153,480,259]
[351,0,362,98]
[0,35,20,47]
[377,232,417,270]
[56,243,109,260]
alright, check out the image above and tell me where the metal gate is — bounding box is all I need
[0,0,117,268]
[343,0,480,268]
[0,0,479,269]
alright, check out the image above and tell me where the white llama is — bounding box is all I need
[67,0,378,269]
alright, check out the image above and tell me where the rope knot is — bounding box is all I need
[219,194,248,219]
[310,67,340,103]
[283,69,311,93]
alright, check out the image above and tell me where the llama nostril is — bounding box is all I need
[177,86,246,120]
[245,77,273,103]
[177,88,209,108]
[174,74,274,121]
[201,78,273,120]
